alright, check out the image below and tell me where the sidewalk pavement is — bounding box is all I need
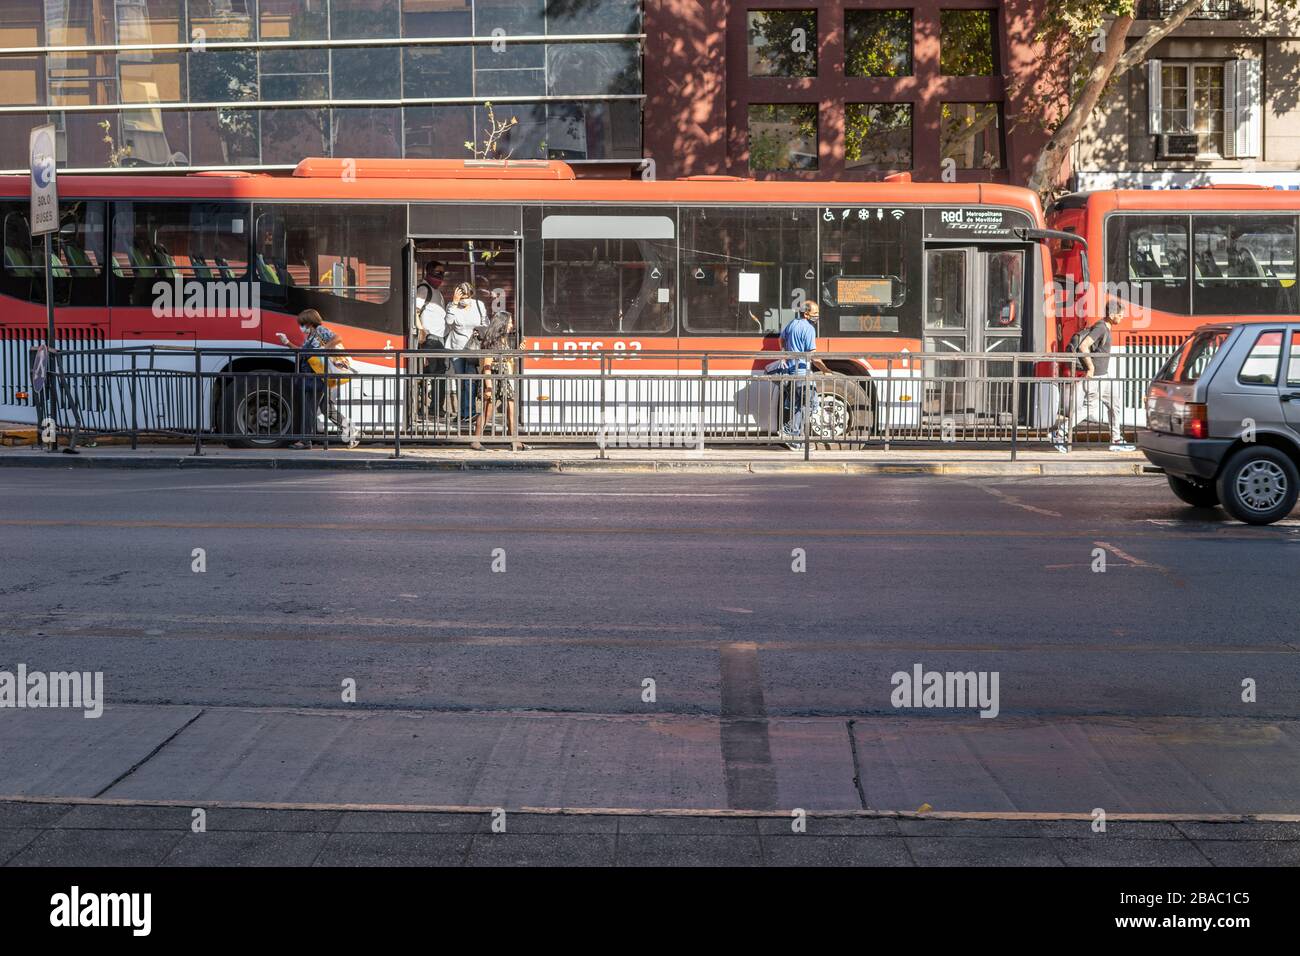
[0,438,1155,476]
[0,799,1293,866]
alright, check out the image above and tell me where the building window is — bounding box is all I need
[940,102,1003,169]
[845,10,912,77]
[845,103,912,170]
[747,10,817,77]
[939,9,997,76]
[748,104,818,171]
[1159,62,1224,157]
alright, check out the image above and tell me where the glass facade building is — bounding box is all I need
[0,0,644,173]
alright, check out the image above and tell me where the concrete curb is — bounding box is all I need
[0,451,1158,477]
[1,794,1292,823]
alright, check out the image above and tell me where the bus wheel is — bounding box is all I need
[811,379,872,441]
[223,372,294,448]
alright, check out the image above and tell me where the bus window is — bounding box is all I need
[1193,215,1298,316]
[252,203,403,335]
[1105,214,1189,315]
[680,206,815,335]
[541,208,675,334]
[0,200,106,307]
[111,202,251,307]
[819,206,919,337]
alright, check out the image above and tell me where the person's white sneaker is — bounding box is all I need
[1109,442,1136,452]
[1049,427,1069,454]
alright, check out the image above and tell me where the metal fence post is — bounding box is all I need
[599,353,607,460]
[393,349,403,459]
[698,354,708,454]
[130,353,138,450]
[192,348,202,456]
[1010,359,1020,463]
[802,366,810,462]
[884,358,892,452]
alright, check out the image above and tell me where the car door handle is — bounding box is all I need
[1283,393,1300,402]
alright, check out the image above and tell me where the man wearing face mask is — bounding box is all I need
[414,260,448,418]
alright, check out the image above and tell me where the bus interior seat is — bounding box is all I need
[4,245,35,276]
[1196,249,1223,278]
[1130,248,1164,280]
[189,255,215,280]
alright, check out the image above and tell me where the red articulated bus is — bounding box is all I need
[1047,185,1300,390]
[0,158,1055,442]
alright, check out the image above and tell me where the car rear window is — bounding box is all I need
[1157,329,1229,383]
[1237,330,1283,386]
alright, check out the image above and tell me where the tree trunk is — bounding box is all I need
[1026,0,1213,203]
[1026,15,1133,201]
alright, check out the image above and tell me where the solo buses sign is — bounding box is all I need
[29,123,58,236]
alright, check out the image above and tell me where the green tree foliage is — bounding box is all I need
[845,10,911,78]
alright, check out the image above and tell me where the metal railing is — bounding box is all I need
[27,345,1170,460]
[1139,0,1251,19]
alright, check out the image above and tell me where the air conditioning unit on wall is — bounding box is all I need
[1158,133,1200,159]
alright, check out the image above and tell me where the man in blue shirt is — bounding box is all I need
[776,301,830,443]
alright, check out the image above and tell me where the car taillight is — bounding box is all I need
[1185,403,1208,439]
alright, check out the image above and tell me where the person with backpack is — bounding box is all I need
[1050,303,1133,453]
[414,260,447,418]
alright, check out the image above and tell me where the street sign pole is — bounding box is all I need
[29,124,58,448]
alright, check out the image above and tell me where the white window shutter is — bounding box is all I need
[1233,58,1263,159]
[1148,59,1163,135]
[1223,63,1237,158]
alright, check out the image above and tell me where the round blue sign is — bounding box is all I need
[31,129,55,189]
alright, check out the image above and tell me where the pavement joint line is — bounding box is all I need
[2,795,1298,823]
[1,518,1290,542]
[846,718,870,811]
[91,708,206,799]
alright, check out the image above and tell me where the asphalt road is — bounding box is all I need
[2,468,1298,817]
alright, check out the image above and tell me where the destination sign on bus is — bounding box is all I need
[839,314,900,333]
[925,207,1026,240]
[833,276,894,306]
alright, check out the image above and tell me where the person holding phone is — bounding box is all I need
[443,282,486,426]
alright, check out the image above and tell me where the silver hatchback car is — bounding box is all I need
[1140,322,1300,525]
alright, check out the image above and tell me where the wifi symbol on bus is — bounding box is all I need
[890,209,904,220]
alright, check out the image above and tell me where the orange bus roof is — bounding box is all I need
[1056,188,1300,213]
[0,160,1043,214]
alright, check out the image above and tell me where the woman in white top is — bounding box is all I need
[444,282,486,424]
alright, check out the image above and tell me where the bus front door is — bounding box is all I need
[923,245,1027,423]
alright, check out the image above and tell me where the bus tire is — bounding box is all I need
[1166,474,1219,509]
[811,377,873,441]
[222,370,295,448]
[1215,446,1299,525]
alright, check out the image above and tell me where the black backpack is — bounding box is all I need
[1067,321,1106,369]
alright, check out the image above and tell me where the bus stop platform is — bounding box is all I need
[0,440,1154,476]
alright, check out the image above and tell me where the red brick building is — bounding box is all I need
[643,0,1058,185]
